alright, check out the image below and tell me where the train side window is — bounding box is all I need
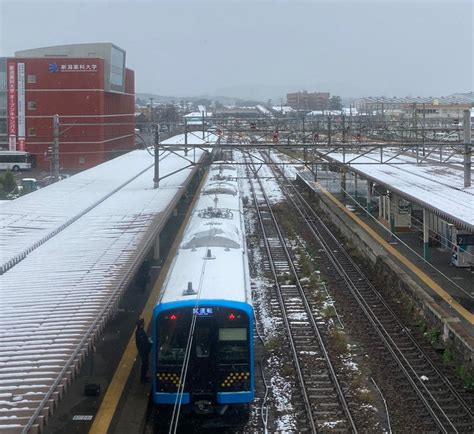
[195,327,210,358]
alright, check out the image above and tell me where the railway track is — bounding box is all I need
[245,155,357,433]
[264,151,474,433]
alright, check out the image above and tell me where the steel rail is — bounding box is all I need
[254,156,358,433]
[266,155,472,433]
[245,157,318,433]
[247,154,358,433]
[295,184,473,418]
[287,176,473,421]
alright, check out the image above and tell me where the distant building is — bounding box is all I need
[183,111,212,127]
[0,43,135,170]
[354,94,473,119]
[287,91,330,110]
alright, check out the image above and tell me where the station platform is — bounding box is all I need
[297,171,473,342]
[339,188,472,308]
[0,140,210,433]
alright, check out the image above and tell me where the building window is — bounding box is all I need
[79,156,86,164]
[28,101,37,110]
[27,75,36,84]
[28,127,36,136]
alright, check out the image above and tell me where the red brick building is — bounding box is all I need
[0,43,135,170]
[287,91,330,111]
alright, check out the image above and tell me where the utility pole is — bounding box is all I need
[349,103,353,144]
[328,115,332,146]
[422,103,426,157]
[302,116,306,143]
[149,98,154,123]
[153,124,159,189]
[202,111,205,140]
[342,114,346,143]
[463,109,471,187]
[52,114,60,180]
[184,118,188,156]
[302,116,306,163]
[412,103,417,142]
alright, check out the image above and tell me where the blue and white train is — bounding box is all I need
[152,161,254,419]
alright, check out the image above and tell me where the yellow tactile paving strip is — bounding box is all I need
[316,182,473,325]
[89,173,206,434]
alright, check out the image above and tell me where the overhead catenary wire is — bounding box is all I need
[168,244,212,433]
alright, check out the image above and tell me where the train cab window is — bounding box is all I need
[218,328,248,363]
[195,327,211,358]
[157,319,190,364]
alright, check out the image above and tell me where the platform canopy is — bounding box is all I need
[0,139,208,433]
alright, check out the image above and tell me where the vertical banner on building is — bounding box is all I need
[17,63,26,152]
[7,62,17,151]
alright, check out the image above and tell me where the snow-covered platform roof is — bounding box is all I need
[321,150,474,232]
[160,132,218,146]
[0,143,206,432]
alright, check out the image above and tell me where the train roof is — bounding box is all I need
[157,161,251,307]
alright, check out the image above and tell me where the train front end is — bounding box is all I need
[152,300,254,416]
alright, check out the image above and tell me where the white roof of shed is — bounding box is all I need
[323,151,474,231]
[160,132,218,145]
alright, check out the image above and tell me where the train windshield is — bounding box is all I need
[156,307,250,365]
[218,327,248,363]
[157,315,191,364]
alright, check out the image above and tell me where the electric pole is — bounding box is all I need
[328,115,332,145]
[184,119,188,156]
[202,111,205,140]
[463,109,471,188]
[153,124,159,189]
[53,114,60,181]
[149,98,154,123]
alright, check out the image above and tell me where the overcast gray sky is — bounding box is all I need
[1,0,472,100]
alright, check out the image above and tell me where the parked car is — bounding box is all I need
[38,174,70,187]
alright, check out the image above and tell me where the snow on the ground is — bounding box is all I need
[268,356,297,432]
[322,420,346,428]
[269,150,304,180]
[288,312,308,321]
[254,160,285,203]
[252,277,279,337]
